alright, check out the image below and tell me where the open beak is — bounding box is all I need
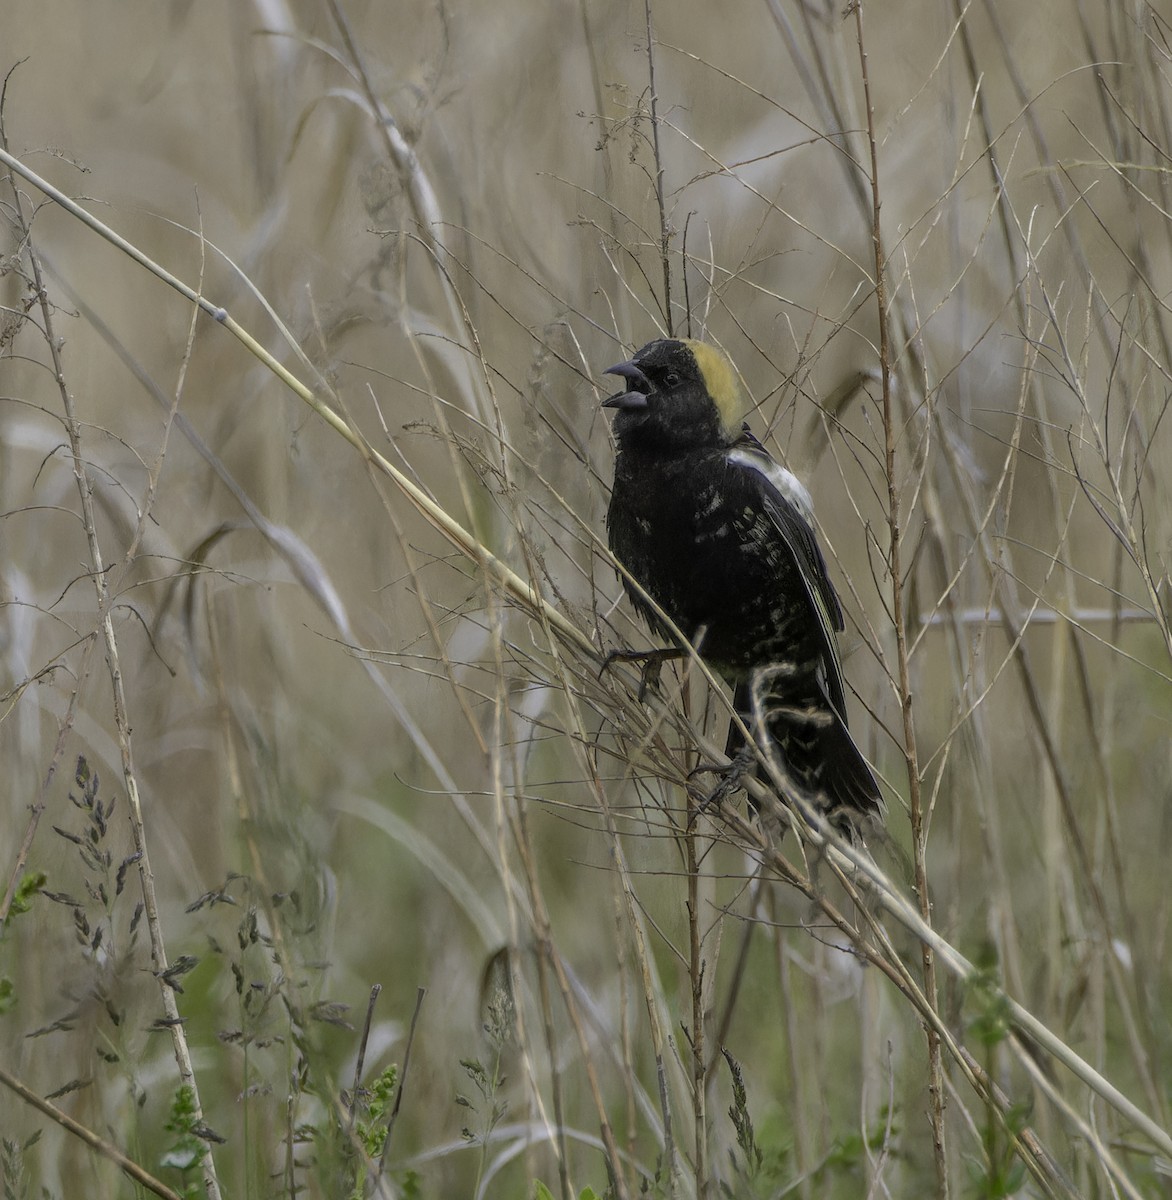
[602,360,652,410]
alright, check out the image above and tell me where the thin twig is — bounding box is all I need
[0,1066,184,1200]
[0,632,96,924]
[380,986,427,1173]
[1,131,222,1200]
[348,984,383,1136]
[685,803,708,1199]
[0,144,595,667]
[712,744,1172,1162]
[850,2,948,1192]
[643,0,673,334]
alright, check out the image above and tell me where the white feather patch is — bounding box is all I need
[727,447,815,521]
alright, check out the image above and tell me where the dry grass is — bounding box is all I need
[2,1,1172,1197]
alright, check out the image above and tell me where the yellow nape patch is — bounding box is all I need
[683,339,747,433]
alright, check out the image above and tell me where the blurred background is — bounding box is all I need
[2,1,1171,1196]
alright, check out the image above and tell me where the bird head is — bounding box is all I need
[602,338,748,451]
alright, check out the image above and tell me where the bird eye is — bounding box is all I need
[663,372,680,387]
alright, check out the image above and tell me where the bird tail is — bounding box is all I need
[726,675,882,829]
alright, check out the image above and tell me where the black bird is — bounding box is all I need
[602,337,881,826]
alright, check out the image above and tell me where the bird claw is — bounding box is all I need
[600,646,686,702]
[687,745,756,821]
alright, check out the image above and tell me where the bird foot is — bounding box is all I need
[600,646,686,702]
[687,745,756,820]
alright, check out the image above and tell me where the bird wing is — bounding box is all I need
[727,428,850,719]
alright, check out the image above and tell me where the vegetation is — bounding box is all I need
[2,2,1171,1196]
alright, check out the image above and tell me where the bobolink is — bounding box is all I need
[602,337,881,825]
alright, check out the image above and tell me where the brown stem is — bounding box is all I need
[686,812,708,1197]
[0,1064,184,1200]
[850,2,947,1192]
[643,0,673,333]
[0,127,222,1200]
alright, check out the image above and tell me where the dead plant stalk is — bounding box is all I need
[852,2,948,1193]
[0,143,223,1200]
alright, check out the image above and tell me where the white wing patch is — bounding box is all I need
[727,441,848,717]
[727,447,815,522]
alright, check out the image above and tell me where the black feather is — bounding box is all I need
[603,338,881,826]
